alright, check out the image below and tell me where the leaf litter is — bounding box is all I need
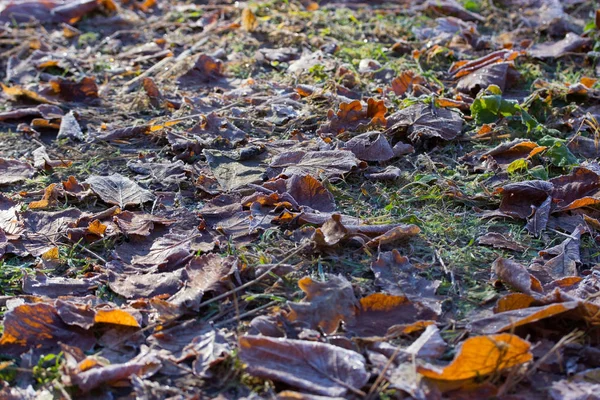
[1,0,600,398]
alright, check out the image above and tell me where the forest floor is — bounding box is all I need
[1,0,600,399]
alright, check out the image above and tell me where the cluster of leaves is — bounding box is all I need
[0,0,600,398]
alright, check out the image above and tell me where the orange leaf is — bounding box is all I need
[29,184,59,209]
[418,333,532,381]
[581,76,597,88]
[94,309,140,327]
[88,219,107,236]
[241,8,258,32]
[494,293,536,313]
[42,247,60,260]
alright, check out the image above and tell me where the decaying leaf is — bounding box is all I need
[85,174,156,208]
[0,302,95,356]
[287,274,358,334]
[385,103,463,143]
[347,293,437,337]
[317,98,387,135]
[268,150,362,179]
[418,333,532,381]
[239,335,369,397]
[0,158,35,185]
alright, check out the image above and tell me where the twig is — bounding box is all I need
[366,345,403,400]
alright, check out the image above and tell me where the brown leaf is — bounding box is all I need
[62,176,91,199]
[23,272,101,297]
[347,293,437,337]
[57,110,84,141]
[287,274,358,334]
[550,167,600,212]
[366,224,421,247]
[85,173,155,209]
[285,174,335,212]
[529,33,592,59]
[70,348,161,392]
[167,254,236,313]
[343,132,395,162]
[496,180,554,219]
[268,150,362,179]
[177,54,225,88]
[385,103,463,143]
[49,76,99,103]
[0,104,63,121]
[478,232,526,252]
[32,146,72,170]
[371,250,441,299]
[387,71,426,97]
[239,335,369,397]
[108,269,185,299]
[114,233,193,271]
[480,139,542,167]
[529,226,582,283]
[114,211,176,237]
[188,113,247,145]
[492,257,543,295]
[457,62,519,95]
[317,98,387,135]
[21,208,81,256]
[0,302,95,356]
[0,158,35,185]
[418,334,532,381]
[28,183,60,209]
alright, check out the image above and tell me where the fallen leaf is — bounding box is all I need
[284,174,336,212]
[529,225,582,283]
[385,103,463,143]
[0,158,35,185]
[23,272,100,297]
[113,211,175,237]
[70,348,161,392]
[287,274,358,334]
[0,302,95,356]
[347,293,437,337]
[85,173,156,209]
[268,150,362,179]
[343,132,395,162]
[371,249,441,299]
[177,54,226,88]
[418,333,532,381]
[492,257,543,295]
[469,302,579,334]
[317,98,387,136]
[241,7,258,31]
[49,76,99,103]
[57,110,84,141]
[239,335,369,397]
[529,33,592,59]
[94,309,140,327]
[478,232,526,252]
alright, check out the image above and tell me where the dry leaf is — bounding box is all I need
[287,274,358,334]
[239,335,369,397]
[85,173,155,208]
[418,333,532,381]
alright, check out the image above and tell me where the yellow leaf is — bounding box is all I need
[42,247,60,260]
[418,333,532,381]
[94,309,140,327]
[241,8,258,32]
